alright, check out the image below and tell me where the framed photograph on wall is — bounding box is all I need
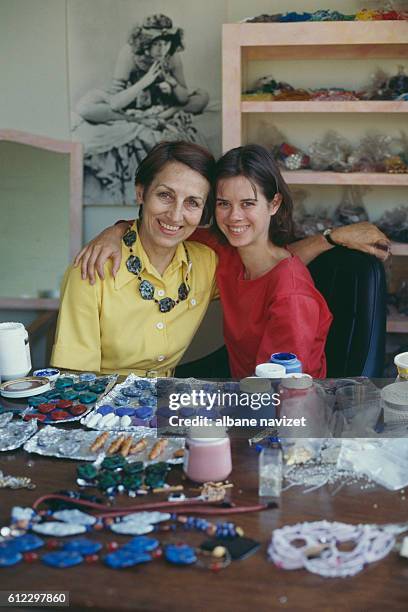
[67,0,222,206]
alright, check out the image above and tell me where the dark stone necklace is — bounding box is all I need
[123,228,191,313]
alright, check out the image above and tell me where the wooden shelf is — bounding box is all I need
[281,171,408,186]
[387,307,408,333]
[0,298,59,311]
[391,242,408,256]
[241,100,408,113]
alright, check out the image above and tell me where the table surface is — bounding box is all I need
[1,440,408,612]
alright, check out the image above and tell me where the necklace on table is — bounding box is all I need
[123,228,191,313]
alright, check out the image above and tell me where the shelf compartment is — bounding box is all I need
[281,171,408,186]
[242,101,408,113]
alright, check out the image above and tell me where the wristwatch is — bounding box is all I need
[322,228,337,247]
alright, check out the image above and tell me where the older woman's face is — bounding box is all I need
[137,161,209,251]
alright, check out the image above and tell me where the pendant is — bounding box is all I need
[165,543,197,565]
[178,282,189,301]
[52,509,96,526]
[42,550,84,568]
[139,280,154,300]
[103,549,152,569]
[126,255,142,275]
[123,230,137,247]
[159,297,175,313]
[32,522,87,537]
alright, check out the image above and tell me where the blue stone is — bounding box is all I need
[42,551,84,568]
[134,406,154,421]
[103,550,151,569]
[63,538,102,555]
[165,544,196,565]
[122,537,159,553]
[97,405,115,416]
[115,407,135,417]
[0,550,22,567]
[8,534,44,552]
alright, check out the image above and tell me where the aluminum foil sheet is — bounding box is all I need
[23,425,184,464]
[0,414,38,451]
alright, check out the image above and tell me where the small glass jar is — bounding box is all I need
[258,446,282,498]
[183,428,232,483]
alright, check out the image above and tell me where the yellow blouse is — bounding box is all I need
[51,225,218,376]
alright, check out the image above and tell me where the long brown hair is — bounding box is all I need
[212,144,294,246]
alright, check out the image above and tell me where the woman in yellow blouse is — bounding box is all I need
[51,142,218,376]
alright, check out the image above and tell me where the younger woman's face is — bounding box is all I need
[215,175,281,248]
[149,39,171,60]
[137,161,209,251]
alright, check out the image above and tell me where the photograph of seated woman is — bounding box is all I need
[73,13,210,205]
[52,142,390,378]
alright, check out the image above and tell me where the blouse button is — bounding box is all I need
[156,322,164,330]
[157,355,165,362]
[190,298,197,306]
[157,289,165,297]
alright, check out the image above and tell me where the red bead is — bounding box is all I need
[85,554,99,564]
[107,542,119,551]
[23,552,38,562]
[152,548,163,559]
[104,518,114,526]
[46,539,59,550]
[210,562,222,572]
[93,522,103,531]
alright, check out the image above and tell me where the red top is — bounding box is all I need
[191,229,333,378]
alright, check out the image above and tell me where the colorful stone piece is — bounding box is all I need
[55,377,74,389]
[78,392,98,404]
[103,550,151,569]
[126,255,142,276]
[77,464,98,482]
[72,382,89,391]
[97,405,115,416]
[37,403,57,414]
[42,551,84,568]
[109,522,154,536]
[27,395,49,407]
[139,280,155,300]
[45,390,62,400]
[52,509,96,526]
[121,387,141,398]
[6,534,44,552]
[69,404,87,416]
[134,406,154,420]
[123,462,144,475]
[165,543,197,565]
[62,538,102,555]
[178,282,189,301]
[88,384,106,395]
[123,230,137,247]
[96,471,121,491]
[61,390,79,401]
[79,373,97,383]
[0,549,23,567]
[50,410,70,421]
[101,455,127,471]
[56,400,73,410]
[133,380,153,391]
[115,407,135,417]
[32,522,87,537]
[122,536,160,553]
[122,473,144,491]
[159,297,175,313]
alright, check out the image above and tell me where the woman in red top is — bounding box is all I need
[75,143,389,378]
[194,144,332,377]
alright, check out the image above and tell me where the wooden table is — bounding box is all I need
[1,440,408,612]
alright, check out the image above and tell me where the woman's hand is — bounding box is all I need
[331,222,391,261]
[140,60,162,89]
[73,222,130,285]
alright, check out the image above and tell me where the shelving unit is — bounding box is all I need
[222,20,408,333]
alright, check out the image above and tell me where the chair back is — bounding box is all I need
[308,247,386,377]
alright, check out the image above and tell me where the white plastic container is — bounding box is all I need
[394,352,408,382]
[0,322,32,381]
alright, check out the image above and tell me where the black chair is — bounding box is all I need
[308,246,386,377]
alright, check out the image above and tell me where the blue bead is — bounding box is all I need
[103,550,151,569]
[8,534,44,552]
[122,537,159,553]
[0,550,23,567]
[63,538,102,555]
[165,544,196,565]
[42,551,84,568]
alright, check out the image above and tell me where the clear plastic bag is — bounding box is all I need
[337,439,408,490]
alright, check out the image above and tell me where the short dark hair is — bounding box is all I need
[135,141,215,224]
[212,144,294,246]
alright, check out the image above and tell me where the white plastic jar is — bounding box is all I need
[0,322,32,381]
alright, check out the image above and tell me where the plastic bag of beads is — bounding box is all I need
[308,131,352,172]
[333,187,369,225]
[377,205,408,243]
[337,439,408,490]
[349,133,395,172]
